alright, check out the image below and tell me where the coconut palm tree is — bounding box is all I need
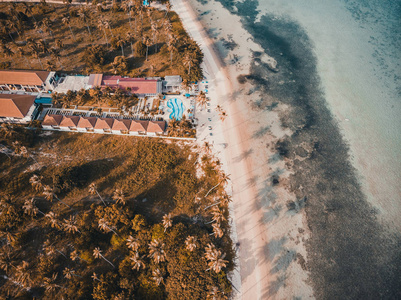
[98,218,119,236]
[23,198,44,217]
[45,60,55,71]
[63,215,81,234]
[126,235,140,251]
[43,185,71,208]
[0,249,16,272]
[62,16,75,41]
[97,19,109,46]
[45,211,60,229]
[70,250,88,263]
[1,45,14,58]
[104,20,114,38]
[152,268,163,286]
[212,222,224,238]
[89,183,106,206]
[204,244,228,273]
[91,272,101,282]
[148,239,166,264]
[29,174,43,192]
[63,267,80,279]
[93,247,115,268]
[30,43,43,69]
[126,32,134,56]
[167,40,177,65]
[210,206,226,223]
[55,38,63,50]
[185,236,197,252]
[130,251,145,271]
[206,286,228,300]
[112,189,126,205]
[197,91,208,108]
[116,36,125,57]
[43,273,64,295]
[183,52,197,75]
[42,18,53,39]
[162,213,172,232]
[143,35,151,61]
[16,46,31,68]
[78,7,92,36]
[15,261,32,288]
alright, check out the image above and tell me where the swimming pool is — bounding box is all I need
[167,98,185,121]
[35,97,52,104]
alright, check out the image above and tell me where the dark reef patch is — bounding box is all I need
[213,0,401,298]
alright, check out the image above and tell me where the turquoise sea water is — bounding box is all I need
[197,0,401,297]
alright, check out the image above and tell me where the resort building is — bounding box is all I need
[0,94,38,123]
[0,70,57,93]
[41,114,167,136]
[129,120,148,135]
[88,74,162,97]
[163,75,183,93]
[77,117,97,132]
[111,119,131,135]
[147,121,167,136]
[59,115,80,131]
[94,118,114,134]
[42,114,63,129]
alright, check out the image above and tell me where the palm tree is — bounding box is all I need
[143,35,151,61]
[206,286,228,300]
[1,45,14,58]
[104,20,114,38]
[167,39,177,65]
[151,20,158,52]
[91,272,101,282]
[16,46,31,68]
[183,52,197,75]
[50,48,62,69]
[93,247,115,268]
[78,7,92,36]
[116,36,125,57]
[63,215,81,234]
[126,32,134,56]
[148,239,166,264]
[55,38,63,50]
[162,213,172,232]
[23,198,44,217]
[23,3,37,23]
[126,235,140,251]
[212,222,224,238]
[0,249,16,272]
[70,250,88,263]
[210,206,226,223]
[97,19,109,46]
[29,174,43,192]
[62,16,75,41]
[43,273,64,295]
[185,236,197,252]
[204,244,228,273]
[89,183,106,206]
[45,211,60,229]
[15,261,32,288]
[42,18,53,39]
[98,218,119,236]
[45,60,55,71]
[130,251,145,271]
[152,268,163,286]
[30,43,43,69]
[112,189,126,205]
[43,185,71,208]
[197,91,208,108]
[63,267,80,279]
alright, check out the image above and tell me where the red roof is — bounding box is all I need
[94,118,114,130]
[102,76,158,94]
[77,117,97,129]
[59,115,80,127]
[0,94,36,118]
[147,121,166,133]
[42,114,63,126]
[129,120,148,132]
[112,119,131,131]
[0,70,49,86]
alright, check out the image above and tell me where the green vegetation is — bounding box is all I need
[0,125,233,299]
[0,1,203,81]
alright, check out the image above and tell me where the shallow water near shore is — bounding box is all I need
[190,0,401,298]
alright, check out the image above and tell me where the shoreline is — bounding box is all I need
[171,0,314,299]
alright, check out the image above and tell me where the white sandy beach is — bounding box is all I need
[171,0,314,299]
